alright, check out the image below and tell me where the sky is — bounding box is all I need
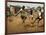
[7,2,44,8]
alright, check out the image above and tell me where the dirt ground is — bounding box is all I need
[7,15,44,33]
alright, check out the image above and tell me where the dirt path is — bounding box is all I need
[7,16,44,33]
